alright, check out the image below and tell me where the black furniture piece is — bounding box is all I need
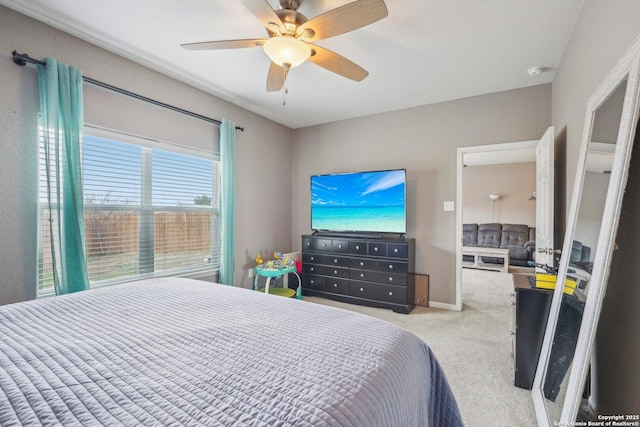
[513,277,553,389]
[301,235,415,314]
[512,275,585,392]
[543,294,585,401]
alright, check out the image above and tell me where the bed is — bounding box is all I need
[0,278,462,426]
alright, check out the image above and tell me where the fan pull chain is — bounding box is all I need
[282,66,289,106]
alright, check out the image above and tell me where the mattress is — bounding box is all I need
[0,278,462,426]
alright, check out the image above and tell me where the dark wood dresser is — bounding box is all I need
[512,274,553,389]
[512,274,585,395]
[301,235,415,313]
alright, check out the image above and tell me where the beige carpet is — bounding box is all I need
[304,268,537,427]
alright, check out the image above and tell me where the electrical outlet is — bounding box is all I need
[248,268,254,278]
[443,201,454,211]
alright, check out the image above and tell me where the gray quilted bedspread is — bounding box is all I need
[0,278,462,426]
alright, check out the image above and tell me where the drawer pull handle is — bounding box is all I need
[360,273,365,278]
[334,270,338,274]
[322,243,327,247]
[388,265,394,270]
[310,280,315,284]
[374,247,379,252]
[388,291,393,296]
[360,288,364,292]
[355,245,360,250]
[310,256,315,260]
[338,244,343,248]
[310,267,314,271]
[394,248,399,253]
[333,283,338,288]
[388,277,394,282]
[360,262,365,266]
[334,259,338,263]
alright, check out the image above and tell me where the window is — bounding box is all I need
[38,128,220,296]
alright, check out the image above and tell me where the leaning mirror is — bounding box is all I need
[532,36,640,426]
[537,79,625,423]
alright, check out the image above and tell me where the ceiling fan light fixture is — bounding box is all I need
[263,36,311,69]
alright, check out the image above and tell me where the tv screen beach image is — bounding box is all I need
[311,169,406,233]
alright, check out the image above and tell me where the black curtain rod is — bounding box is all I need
[11,51,244,132]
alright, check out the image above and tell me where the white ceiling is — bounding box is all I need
[2,0,585,129]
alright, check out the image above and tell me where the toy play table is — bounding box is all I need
[253,265,302,299]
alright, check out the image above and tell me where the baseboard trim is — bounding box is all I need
[428,301,460,311]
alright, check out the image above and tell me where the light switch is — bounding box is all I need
[443,201,455,211]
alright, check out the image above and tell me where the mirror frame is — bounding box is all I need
[532,35,640,426]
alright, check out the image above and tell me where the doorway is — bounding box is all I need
[455,130,554,311]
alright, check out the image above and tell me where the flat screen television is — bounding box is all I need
[310,169,407,234]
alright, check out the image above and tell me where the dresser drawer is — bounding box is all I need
[302,236,314,251]
[302,253,324,265]
[324,277,350,295]
[350,257,376,270]
[350,269,376,282]
[332,239,349,253]
[350,241,367,255]
[388,243,408,258]
[315,239,333,251]
[325,266,349,279]
[368,242,387,257]
[350,281,407,304]
[302,237,333,252]
[377,260,408,274]
[325,255,350,268]
[303,264,324,275]
[303,274,325,290]
[377,272,408,285]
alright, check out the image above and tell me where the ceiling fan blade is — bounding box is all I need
[238,0,285,33]
[181,39,266,50]
[297,0,388,42]
[308,45,368,81]
[266,62,287,92]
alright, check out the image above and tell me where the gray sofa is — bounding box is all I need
[463,223,536,267]
[570,240,592,273]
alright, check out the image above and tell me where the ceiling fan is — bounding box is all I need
[181,0,388,91]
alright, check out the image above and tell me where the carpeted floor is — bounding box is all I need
[304,268,537,426]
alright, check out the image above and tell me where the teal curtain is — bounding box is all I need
[38,58,90,295]
[219,119,236,285]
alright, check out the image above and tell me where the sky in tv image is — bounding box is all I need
[311,170,405,207]
[311,170,406,233]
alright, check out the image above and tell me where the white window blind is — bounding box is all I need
[38,128,220,296]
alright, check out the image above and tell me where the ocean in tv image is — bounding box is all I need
[311,169,406,233]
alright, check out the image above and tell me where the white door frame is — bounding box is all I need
[534,127,556,270]
[455,140,538,311]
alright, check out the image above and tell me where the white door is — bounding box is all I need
[535,127,555,271]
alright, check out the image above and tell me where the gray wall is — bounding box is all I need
[0,6,293,304]
[551,0,640,416]
[462,162,537,226]
[595,124,640,415]
[291,85,551,305]
[552,0,640,207]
